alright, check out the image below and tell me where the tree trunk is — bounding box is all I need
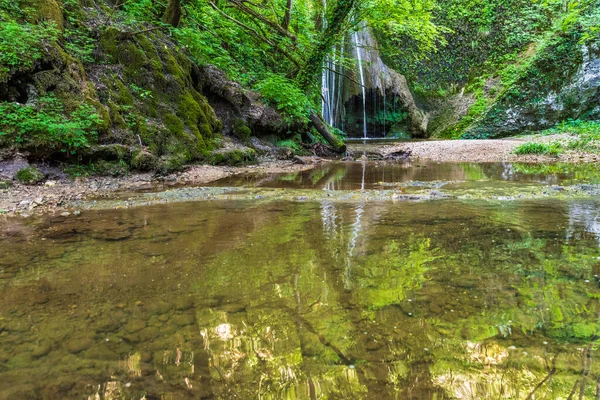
[296,0,357,91]
[282,0,293,31]
[162,0,182,27]
[310,112,346,153]
[299,0,356,153]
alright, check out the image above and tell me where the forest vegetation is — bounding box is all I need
[0,0,598,174]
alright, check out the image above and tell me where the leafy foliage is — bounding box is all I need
[0,21,59,81]
[0,96,102,153]
[392,0,563,90]
[365,0,449,64]
[514,142,562,156]
[255,75,312,125]
[64,27,96,63]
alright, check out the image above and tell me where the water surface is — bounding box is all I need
[213,161,600,191]
[2,163,600,399]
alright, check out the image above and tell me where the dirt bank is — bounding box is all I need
[357,135,600,163]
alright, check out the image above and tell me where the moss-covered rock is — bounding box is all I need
[131,149,161,171]
[233,118,252,141]
[93,160,129,177]
[96,27,222,166]
[22,0,64,30]
[16,167,44,185]
[465,37,599,138]
[211,148,257,166]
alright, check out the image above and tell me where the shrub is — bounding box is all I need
[64,27,96,63]
[514,142,562,156]
[16,167,44,185]
[0,22,59,81]
[0,95,103,154]
[255,75,312,125]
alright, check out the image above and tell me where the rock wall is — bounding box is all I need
[466,38,600,139]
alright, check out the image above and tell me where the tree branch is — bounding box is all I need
[208,1,302,68]
[226,0,298,43]
[526,352,559,400]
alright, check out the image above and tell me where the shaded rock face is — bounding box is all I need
[196,64,292,137]
[468,42,600,138]
[322,27,427,138]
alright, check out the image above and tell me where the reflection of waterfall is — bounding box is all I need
[321,202,338,238]
[353,32,368,139]
[567,202,600,245]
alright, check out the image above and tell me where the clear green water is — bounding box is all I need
[2,163,600,399]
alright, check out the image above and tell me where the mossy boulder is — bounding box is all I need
[22,0,64,30]
[211,148,257,166]
[233,118,252,141]
[94,160,129,177]
[16,167,44,185]
[97,28,222,164]
[129,149,159,171]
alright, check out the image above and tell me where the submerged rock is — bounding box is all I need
[65,336,94,354]
[124,319,146,333]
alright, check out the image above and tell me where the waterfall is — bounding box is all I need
[320,23,423,139]
[353,31,368,139]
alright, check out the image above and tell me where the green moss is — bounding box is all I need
[164,54,186,86]
[114,80,135,106]
[16,167,44,185]
[131,149,161,171]
[233,119,252,141]
[160,152,188,173]
[121,42,147,77]
[136,34,163,72]
[21,0,64,30]
[211,149,257,166]
[98,28,119,61]
[107,101,126,128]
[199,123,213,138]
[93,160,129,177]
[177,92,207,128]
[163,113,185,137]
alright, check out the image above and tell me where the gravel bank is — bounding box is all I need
[362,135,600,163]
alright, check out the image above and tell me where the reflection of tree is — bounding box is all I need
[192,203,368,397]
[6,198,600,398]
[352,237,437,311]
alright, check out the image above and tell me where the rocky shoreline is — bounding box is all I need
[0,159,323,218]
[2,137,600,218]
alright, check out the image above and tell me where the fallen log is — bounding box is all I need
[309,112,346,153]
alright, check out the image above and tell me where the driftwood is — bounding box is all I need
[309,112,346,153]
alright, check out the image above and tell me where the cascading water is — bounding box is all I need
[321,0,337,127]
[353,31,368,139]
[320,22,426,139]
[321,27,383,139]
